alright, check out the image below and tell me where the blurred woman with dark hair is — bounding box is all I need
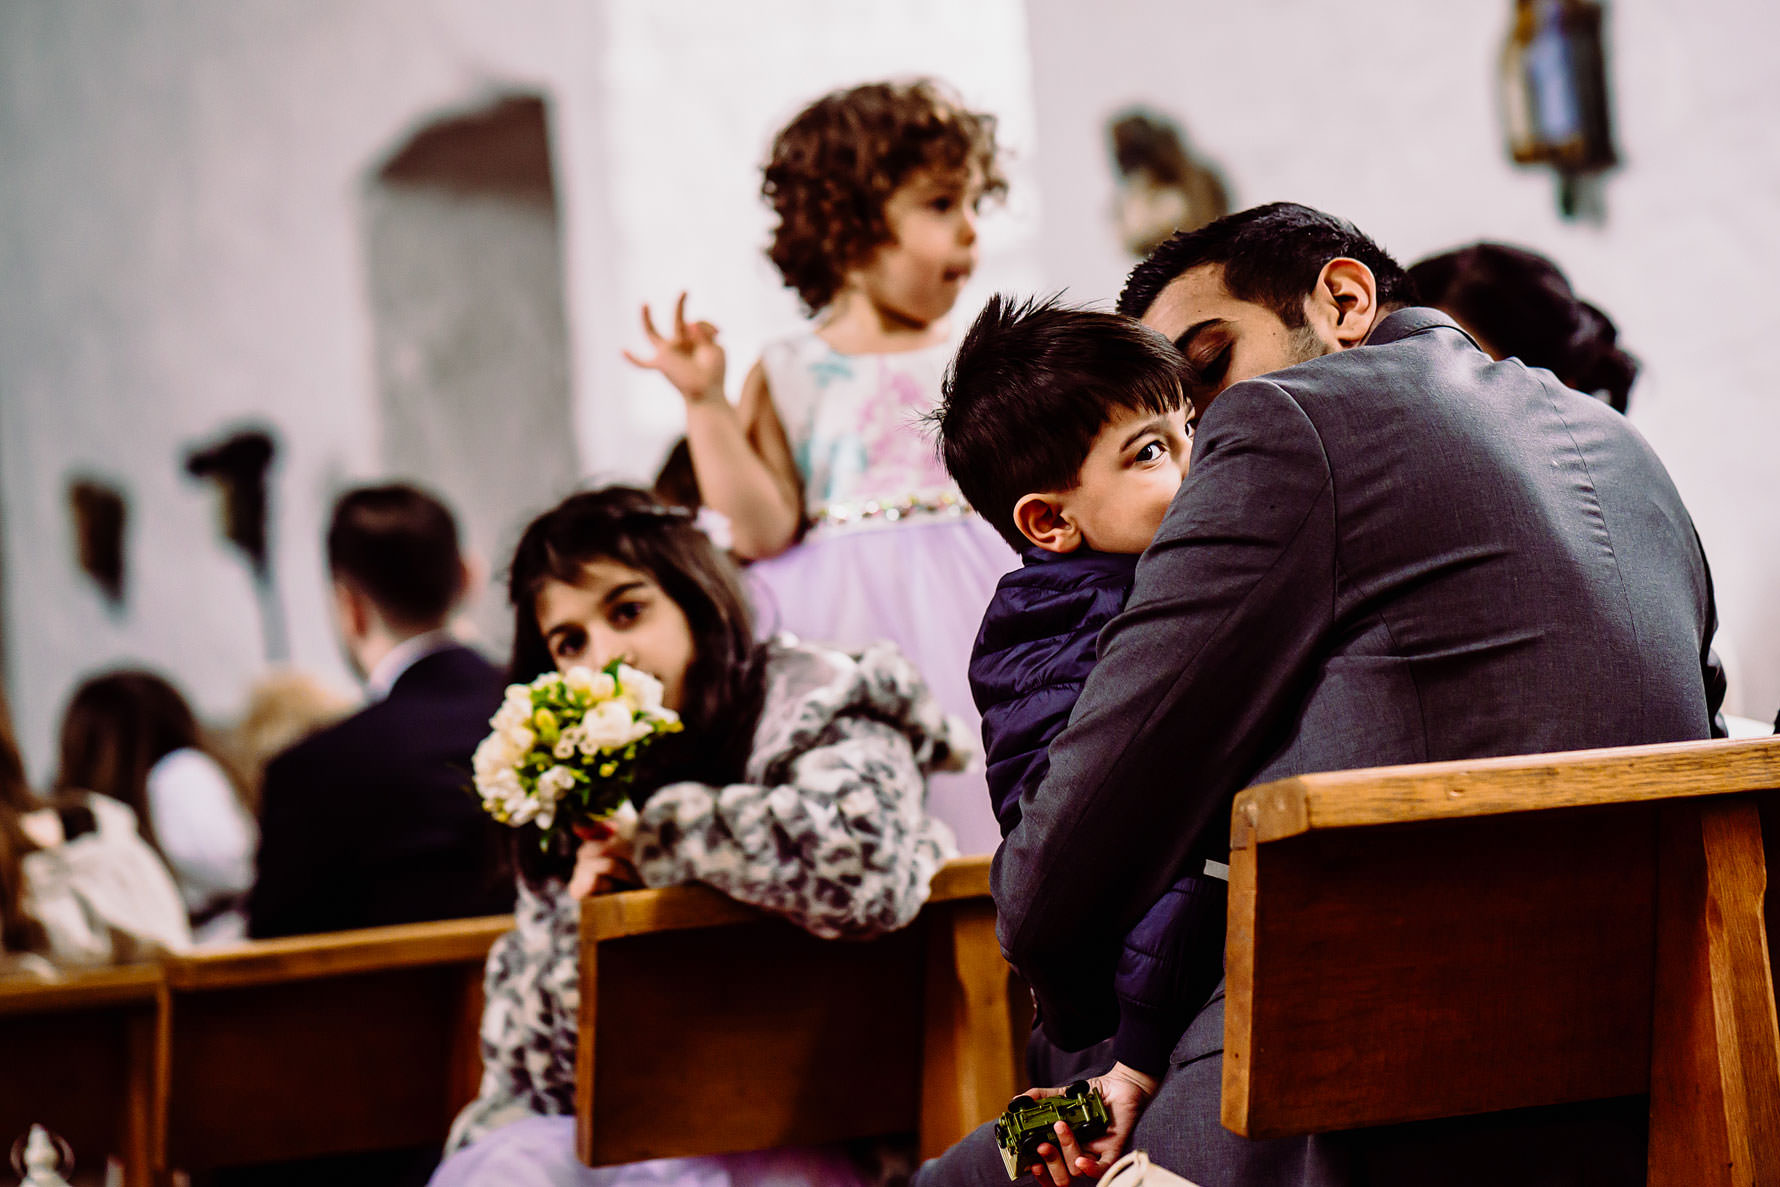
[1408,242,1639,413]
[54,670,256,942]
[3,683,190,966]
[0,686,49,958]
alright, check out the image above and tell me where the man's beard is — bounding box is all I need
[1284,323,1331,368]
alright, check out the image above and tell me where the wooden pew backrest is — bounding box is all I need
[0,964,161,1186]
[576,856,1020,1167]
[1223,737,1780,1164]
[158,914,510,1172]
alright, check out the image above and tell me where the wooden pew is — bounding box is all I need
[0,963,161,1186]
[155,914,510,1176]
[1223,736,1780,1184]
[576,855,1026,1167]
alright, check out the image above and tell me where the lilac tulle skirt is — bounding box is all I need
[745,516,1016,856]
[429,1116,872,1187]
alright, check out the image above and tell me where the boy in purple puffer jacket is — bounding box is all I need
[933,294,1226,1091]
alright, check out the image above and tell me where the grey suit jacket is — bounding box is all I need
[994,308,1725,1050]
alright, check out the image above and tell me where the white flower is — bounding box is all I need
[492,685,533,733]
[537,765,577,803]
[581,700,638,751]
[587,670,617,701]
[477,768,534,825]
[553,727,581,761]
[472,733,519,782]
[563,666,597,694]
[616,664,665,713]
[502,724,537,755]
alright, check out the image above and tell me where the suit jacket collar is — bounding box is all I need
[385,642,491,701]
[1365,306,1478,351]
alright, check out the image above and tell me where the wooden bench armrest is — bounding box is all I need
[0,963,164,1016]
[582,854,993,942]
[1232,737,1780,847]
[164,915,514,990]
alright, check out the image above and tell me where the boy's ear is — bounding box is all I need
[1013,492,1081,554]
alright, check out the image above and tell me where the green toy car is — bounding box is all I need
[993,1081,1111,1179]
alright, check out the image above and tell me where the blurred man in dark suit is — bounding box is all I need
[249,484,513,938]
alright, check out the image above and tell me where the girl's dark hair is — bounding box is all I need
[1407,243,1639,413]
[763,77,1007,315]
[52,670,237,859]
[504,486,766,883]
[1,688,48,953]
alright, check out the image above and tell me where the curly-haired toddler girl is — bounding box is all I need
[626,78,1015,853]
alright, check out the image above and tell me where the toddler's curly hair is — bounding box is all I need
[763,78,1007,315]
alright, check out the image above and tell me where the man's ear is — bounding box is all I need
[1307,257,1380,350]
[454,555,478,609]
[332,579,370,640]
[1012,493,1081,554]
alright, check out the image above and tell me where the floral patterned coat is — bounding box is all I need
[445,637,966,1153]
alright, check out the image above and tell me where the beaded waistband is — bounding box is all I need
[810,490,974,532]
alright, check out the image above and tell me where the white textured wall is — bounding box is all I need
[0,0,1041,774]
[1026,0,1780,721]
[6,0,1772,777]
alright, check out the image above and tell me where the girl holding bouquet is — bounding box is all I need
[438,485,962,1183]
[624,78,1017,855]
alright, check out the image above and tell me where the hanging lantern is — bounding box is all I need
[1500,0,1618,219]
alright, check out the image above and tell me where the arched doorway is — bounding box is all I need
[363,93,579,651]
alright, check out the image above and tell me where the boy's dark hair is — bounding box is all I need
[1408,242,1637,413]
[763,78,1007,315]
[1117,202,1417,326]
[327,484,465,630]
[935,294,1191,551]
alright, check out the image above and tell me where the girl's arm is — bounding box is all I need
[624,295,802,559]
[688,360,802,559]
[631,717,957,940]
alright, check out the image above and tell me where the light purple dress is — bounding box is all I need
[429,1116,870,1187]
[746,332,1015,855]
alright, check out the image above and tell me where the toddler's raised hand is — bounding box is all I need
[623,292,726,405]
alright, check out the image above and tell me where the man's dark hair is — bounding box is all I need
[935,294,1191,551]
[327,484,465,630]
[1117,202,1417,325]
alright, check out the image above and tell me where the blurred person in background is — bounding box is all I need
[5,683,191,968]
[1406,242,1638,413]
[219,669,354,805]
[54,669,256,944]
[247,483,514,939]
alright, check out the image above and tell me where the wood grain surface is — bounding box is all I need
[577,855,1013,1168]
[1225,805,1658,1137]
[1233,737,1780,848]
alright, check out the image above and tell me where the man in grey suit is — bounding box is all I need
[916,204,1723,1187]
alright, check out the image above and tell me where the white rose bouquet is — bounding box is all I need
[472,661,683,845]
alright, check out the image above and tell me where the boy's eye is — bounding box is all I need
[1134,440,1167,465]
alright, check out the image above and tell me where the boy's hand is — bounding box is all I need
[1027,1063,1157,1184]
[622,292,726,405]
